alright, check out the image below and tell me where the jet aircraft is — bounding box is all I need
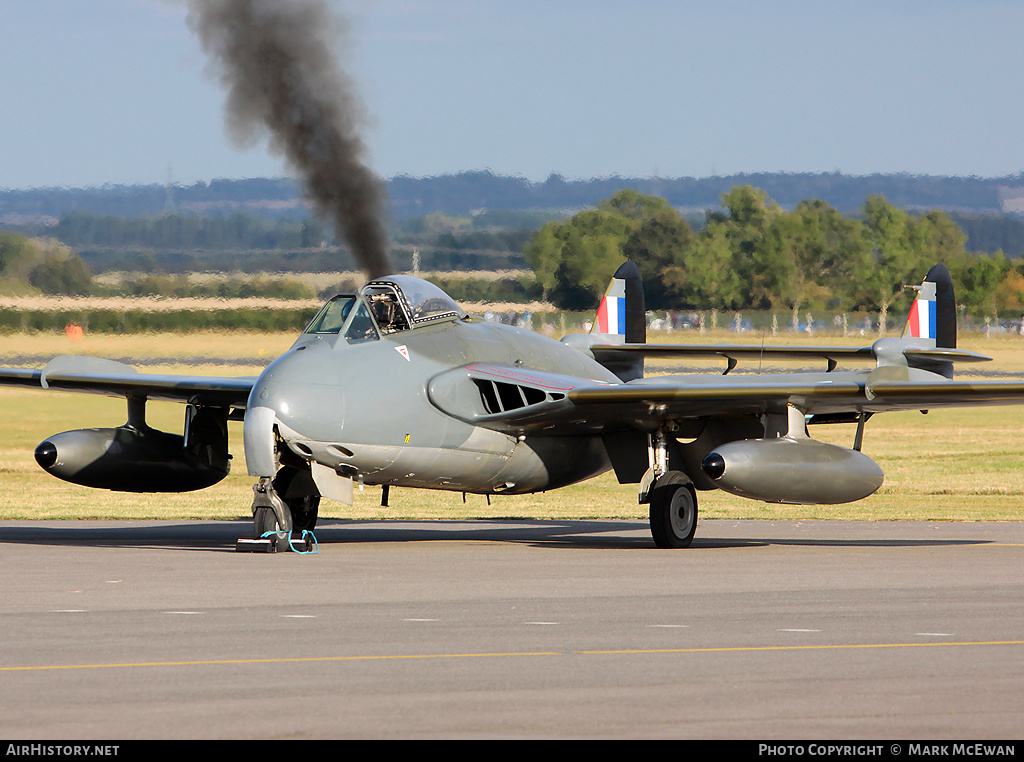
[2,262,1023,549]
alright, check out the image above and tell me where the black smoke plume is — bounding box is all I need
[187,0,392,278]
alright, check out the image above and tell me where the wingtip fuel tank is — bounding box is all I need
[35,426,230,493]
[701,437,884,504]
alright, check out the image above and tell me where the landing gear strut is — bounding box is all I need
[237,467,319,553]
[642,427,699,549]
[251,475,291,534]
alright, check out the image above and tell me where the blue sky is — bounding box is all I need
[3,0,1023,189]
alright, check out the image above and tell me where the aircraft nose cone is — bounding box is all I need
[35,440,58,470]
[245,343,348,459]
[701,452,726,480]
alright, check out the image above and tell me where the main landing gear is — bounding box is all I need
[648,474,698,549]
[642,428,698,549]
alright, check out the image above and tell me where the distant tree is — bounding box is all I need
[667,217,743,309]
[0,231,36,281]
[27,238,92,295]
[525,189,693,309]
[619,205,695,308]
[948,251,1008,322]
[754,212,802,318]
[786,199,871,321]
[0,232,92,295]
[548,209,634,309]
[853,196,923,332]
[913,210,968,265]
[29,254,92,295]
[994,264,1024,314]
[717,186,787,308]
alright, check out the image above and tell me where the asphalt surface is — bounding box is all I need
[1,518,1022,739]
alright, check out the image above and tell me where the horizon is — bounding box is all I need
[5,167,1024,195]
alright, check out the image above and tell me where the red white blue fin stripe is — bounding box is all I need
[593,278,627,335]
[903,281,937,342]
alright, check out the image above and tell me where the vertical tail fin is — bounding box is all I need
[563,260,646,381]
[902,264,955,348]
[591,261,646,344]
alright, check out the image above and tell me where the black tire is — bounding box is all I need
[273,466,321,532]
[286,493,319,532]
[253,506,280,537]
[649,479,698,549]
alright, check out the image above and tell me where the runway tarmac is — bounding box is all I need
[1,518,1022,739]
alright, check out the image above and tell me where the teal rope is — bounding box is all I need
[290,530,319,554]
[259,529,319,554]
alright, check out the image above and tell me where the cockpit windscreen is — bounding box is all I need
[304,296,380,344]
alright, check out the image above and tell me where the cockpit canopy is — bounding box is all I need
[361,276,466,329]
[303,275,466,342]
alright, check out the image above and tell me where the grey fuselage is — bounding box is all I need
[249,311,619,495]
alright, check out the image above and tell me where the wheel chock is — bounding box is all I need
[235,535,279,553]
[235,531,317,554]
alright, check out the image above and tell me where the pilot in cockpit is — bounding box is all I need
[370,296,395,329]
[368,293,410,333]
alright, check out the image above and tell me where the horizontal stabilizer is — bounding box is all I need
[591,342,992,372]
[591,343,874,362]
[902,348,990,364]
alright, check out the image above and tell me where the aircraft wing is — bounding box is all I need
[430,363,1024,435]
[0,356,255,408]
[431,363,865,433]
[571,376,1024,418]
[865,379,1024,407]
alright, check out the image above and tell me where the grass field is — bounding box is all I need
[2,328,1024,523]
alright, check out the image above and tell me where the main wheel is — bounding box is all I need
[649,479,698,548]
[273,466,321,532]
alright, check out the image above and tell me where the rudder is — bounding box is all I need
[902,264,955,349]
[591,261,646,344]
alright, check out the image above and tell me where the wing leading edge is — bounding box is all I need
[428,362,1024,435]
[0,356,255,408]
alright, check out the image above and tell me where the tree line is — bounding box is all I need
[8,172,1021,224]
[5,187,1024,326]
[525,187,1018,325]
[45,209,538,274]
[54,210,330,251]
[0,232,91,296]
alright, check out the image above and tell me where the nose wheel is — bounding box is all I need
[253,505,282,536]
[239,471,319,553]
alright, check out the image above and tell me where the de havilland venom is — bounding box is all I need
[2,262,1023,548]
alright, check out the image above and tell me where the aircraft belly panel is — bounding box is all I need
[493,435,611,493]
[294,440,512,491]
[380,446,512,490]
[453,424,516,456]
[285,422,575,492]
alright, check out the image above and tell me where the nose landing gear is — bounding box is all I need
[236,469,320,553]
